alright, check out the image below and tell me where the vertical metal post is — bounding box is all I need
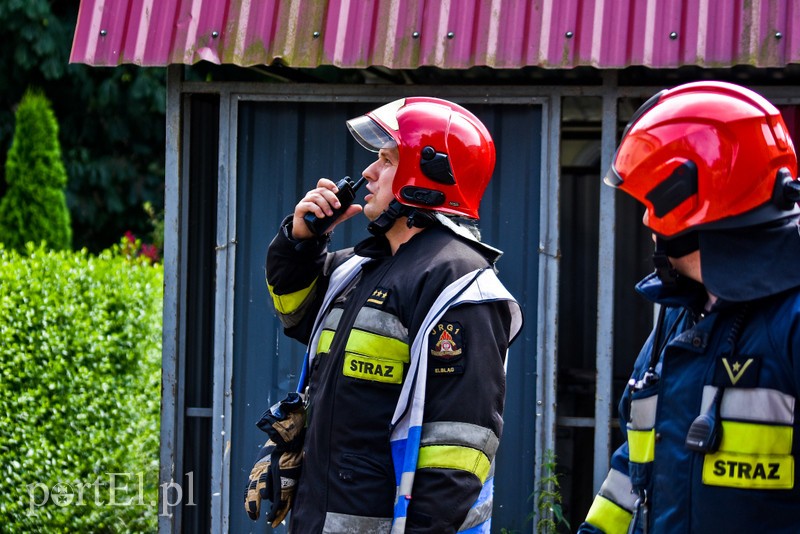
[210,90,236,533]
[534,94,561,526]
[159,64,186,534]
[593,71,619,493]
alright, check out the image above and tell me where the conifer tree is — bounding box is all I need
[0,88,71,252]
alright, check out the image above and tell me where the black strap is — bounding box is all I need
[367,199,406,235]
[367,200,437,235]
[652,238,679,289]
[646,306,686,378]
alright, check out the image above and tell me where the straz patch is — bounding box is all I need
[703,451,794,489]
[343,353,402,384]
[366,287,389,307]
[429,321,465,376]
[714,355,761,387]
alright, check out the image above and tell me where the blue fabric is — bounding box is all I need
[583,274,800,533]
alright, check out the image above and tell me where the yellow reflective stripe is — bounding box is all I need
[720,421,793,455]
[268,279,317,314]
[343,353,403,384]
[584,495,633,534]
[417,445,491,483]
[627,429,655,463]
[318,329,335,354]
[346,329,409,362]
[702,451,794,489]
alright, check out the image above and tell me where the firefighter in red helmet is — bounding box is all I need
[580,81,800,533]
[246,97,523,533]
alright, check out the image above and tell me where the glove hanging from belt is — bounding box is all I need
[245,392,306,527]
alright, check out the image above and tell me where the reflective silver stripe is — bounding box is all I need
[399,471,415,495]
[421,421,500,459]
[701,386,795,424]
[485,459,496,480]
[353,307,409,342]
[390,516,406,534]
[458,494,493,531]
[322,511,392,534]
[322,308,344,331]
[598,468,637,512]
[629,395,658,430]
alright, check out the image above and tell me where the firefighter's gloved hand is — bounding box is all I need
[244,439,303,527]
[245,440,276,521]
[246,393,307,526]
[264,448,303,527]
[256,392,306,448]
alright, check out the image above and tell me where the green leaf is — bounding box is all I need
[0,246,162,531]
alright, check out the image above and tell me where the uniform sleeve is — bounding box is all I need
[265,216,330,343]
[578,318,664,534]
[577,443,637,534]
[405,301,512,533]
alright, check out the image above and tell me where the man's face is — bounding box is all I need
[362,147,399,221]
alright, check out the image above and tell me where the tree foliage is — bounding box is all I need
[0,0,165,252]
[0,88,71,252]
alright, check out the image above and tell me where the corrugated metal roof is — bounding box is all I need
[70,0,800,69]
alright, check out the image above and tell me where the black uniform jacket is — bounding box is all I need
[266,220,514,533]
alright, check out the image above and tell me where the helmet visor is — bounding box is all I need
[346,115,397,152]
[603,163,624,187]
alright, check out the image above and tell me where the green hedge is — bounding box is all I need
[0,244,162,533]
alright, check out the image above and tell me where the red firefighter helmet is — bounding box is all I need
[605,81,799,238]
[346,97,495,219]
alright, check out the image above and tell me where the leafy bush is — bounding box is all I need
[0,88,71,252]
[0,244,162,533]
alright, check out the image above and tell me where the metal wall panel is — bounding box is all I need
[181,94,220,533]
[230,99,542,533]
[475,103,543,533]
[71,0,800,69]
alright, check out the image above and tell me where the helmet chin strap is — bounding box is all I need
[406,209,437,229]
[367,200,436,236]
[367,200,404,235]
[653,237,680,289]
[652,232,699,288]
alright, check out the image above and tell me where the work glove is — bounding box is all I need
[245,440,303,526]
[255,391,306,450]
[245,392,307,526]
[245,439,276,522]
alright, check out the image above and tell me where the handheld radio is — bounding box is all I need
[303,176,367,236]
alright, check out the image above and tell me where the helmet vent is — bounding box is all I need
[420,146,456,185]
[646,160,698,218]
[400,186,445,206]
